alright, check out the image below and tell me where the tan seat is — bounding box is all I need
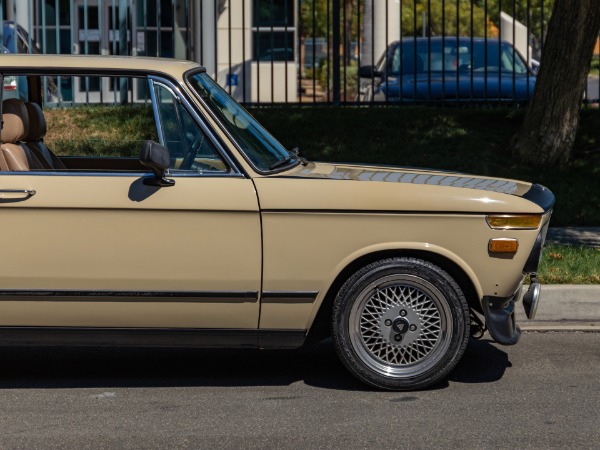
[0,99,46,171]
[24,102,67,170]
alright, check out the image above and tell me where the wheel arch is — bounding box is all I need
[305,246,483,345]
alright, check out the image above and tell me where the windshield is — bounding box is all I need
[390,39,529,75]
[186,72,296,172]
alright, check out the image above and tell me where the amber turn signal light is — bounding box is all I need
[486,214,542,230]
[489,238,519,253]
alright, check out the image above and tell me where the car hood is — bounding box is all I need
[254,161,552,214]
[290,162,529,194]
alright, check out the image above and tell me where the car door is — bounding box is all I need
[0,76,261,330]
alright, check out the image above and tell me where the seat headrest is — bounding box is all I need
[25,102,46,141]
[1,99,29,144]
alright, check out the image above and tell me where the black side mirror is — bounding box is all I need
[140,140,175,187]
[359,65,383,79]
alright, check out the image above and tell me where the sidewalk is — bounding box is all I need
[518,228,600,330]
[546,227,600,247]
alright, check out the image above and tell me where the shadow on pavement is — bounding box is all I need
[448,338,511,384]
[0,338,509,391]
[0,341,361,391]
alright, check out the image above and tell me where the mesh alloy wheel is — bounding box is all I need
[333,258,469,390]
[349,275,452,377]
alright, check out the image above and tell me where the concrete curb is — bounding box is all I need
[515,285,600,331]
[520,323,600,332]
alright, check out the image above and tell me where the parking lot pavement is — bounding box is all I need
[0,333,598,448]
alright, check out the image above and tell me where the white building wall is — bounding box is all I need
[361,0,402,67]
[195,0,298,103]
[500,11,533,64]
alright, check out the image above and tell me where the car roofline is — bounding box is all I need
[392,36,513,45]
[0,54,205,79]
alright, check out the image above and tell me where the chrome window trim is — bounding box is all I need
[148,77,165,146]
[148,75,243,177]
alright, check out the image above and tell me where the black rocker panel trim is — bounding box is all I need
[0,327,306,349]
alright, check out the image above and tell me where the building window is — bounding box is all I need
[252,0,294,62]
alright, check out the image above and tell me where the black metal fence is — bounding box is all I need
[296,0,599,106]
[1,0,599,106]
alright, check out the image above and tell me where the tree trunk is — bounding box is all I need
[511,0,600,167]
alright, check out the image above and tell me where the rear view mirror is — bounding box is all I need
[359,65,383,79]
[140,140,175,187]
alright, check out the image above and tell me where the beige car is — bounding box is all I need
[0,55,554,390]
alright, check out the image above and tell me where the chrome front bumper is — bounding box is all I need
[522,277,541,320]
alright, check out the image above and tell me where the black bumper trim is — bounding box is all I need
[482,289,522,346]
[521,183,555,213]
[523,220,550,274]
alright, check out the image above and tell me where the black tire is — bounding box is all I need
[332,257,470,391]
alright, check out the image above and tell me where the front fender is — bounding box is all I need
[305,241,484,330]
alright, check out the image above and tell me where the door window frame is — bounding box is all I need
[147,75,242,178]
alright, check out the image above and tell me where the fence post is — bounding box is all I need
[332,0,341,105]
[119,0,128,103]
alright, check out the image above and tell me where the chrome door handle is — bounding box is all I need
[0,189,36,199]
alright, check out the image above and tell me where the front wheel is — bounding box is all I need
[332,257,470,390]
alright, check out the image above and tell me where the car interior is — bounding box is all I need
[0,98,65,171]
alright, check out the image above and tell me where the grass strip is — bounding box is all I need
[538,243,600,284]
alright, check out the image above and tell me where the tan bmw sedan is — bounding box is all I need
[0,55,553,390]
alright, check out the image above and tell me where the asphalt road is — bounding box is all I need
[0,332,598,449]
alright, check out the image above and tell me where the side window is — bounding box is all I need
[153,83,227,173]
[43,75,158,160]
[0,74,227,174]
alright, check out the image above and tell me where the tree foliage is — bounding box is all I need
[299,0,554,42]
[477,0,554,38]
[300,0,360,40]
[399,0,491,37]
[476,0,554,56]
